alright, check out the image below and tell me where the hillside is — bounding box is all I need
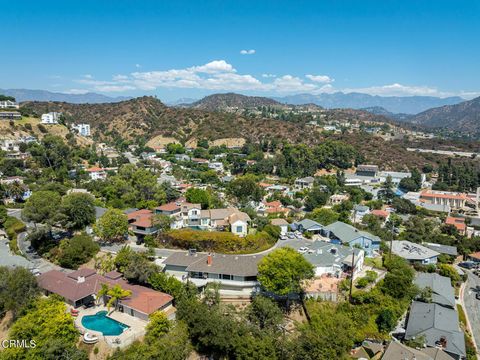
[408,96,480,135]
[188,93,285,111]
[0,88,130,104]
[274,92,464,114]
[19,96,317,144]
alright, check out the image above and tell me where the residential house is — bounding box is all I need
[271,218,289,235]
[163,251,262,296]
[127,209,158,240]
[353,204,370,223]
[324,221,381,257]
[405,301,465,359]
[444,217,467,236]
[72,123,91,136]
[329,193,350,205]
[281,239,364,278]
[391,240,439,265]
[356,164,379,177]
[86,166,107,180]
[414,273,456,309]
[41,112,61,124]
[291,219,325,234]
[261,200,290,216]
[370,209,390,222]
[420,190,470,210]
[424,242,458,258]
[199,208,250,236]
[0,139,19,152]
[377,171,412,185]
[37,269,175,321]
[0,111,21,120]
[382,341,455,360]
[294,176,315,190]
[208,162,224,172]
[0,100,19,109]
[154,202,184,229]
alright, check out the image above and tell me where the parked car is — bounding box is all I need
[459,261,476,269]
[31,268,41,276]
[287,232,295,239]
[298,247,309,254]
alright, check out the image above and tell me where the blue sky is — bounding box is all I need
[1,0,479,101]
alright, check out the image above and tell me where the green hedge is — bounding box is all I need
[158,228,276,254]
[3,216,26,254]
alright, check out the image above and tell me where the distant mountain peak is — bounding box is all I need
[0,88,132,104]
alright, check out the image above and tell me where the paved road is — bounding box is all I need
[463,270,480,352]
[17,231,69,274]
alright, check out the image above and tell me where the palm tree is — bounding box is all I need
[97,283,110,305]
[106,284,132,312]
[7,181,26,202]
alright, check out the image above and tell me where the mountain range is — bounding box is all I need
[273,92,464,114]
[0,89,131,104]
[408,96,480,135]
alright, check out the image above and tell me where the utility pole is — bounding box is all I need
[389,219,394,261]
[349,249,355,304]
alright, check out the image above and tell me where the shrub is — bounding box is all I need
[57,233,100,269]
[158,229,276,253]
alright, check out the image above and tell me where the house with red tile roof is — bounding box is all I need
[445,217,467,235]
[370,209,390,220]
[85,166,107,180]
[127,209,158,240]
[37,269,175,321]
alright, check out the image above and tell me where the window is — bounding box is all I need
[236,226,243,233]
[221,274,232,280]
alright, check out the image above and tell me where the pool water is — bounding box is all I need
[81,311,129,336]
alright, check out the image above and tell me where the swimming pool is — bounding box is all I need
[81,311,129,336]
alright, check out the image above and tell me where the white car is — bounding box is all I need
[31,269,41,276]
[298,247,309,254]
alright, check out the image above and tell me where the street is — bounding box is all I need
[463,269,480,353]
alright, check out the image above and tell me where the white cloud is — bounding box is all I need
[191,60,236,74]
[270,75,318,93]
[305,74,334,84]
[64,89,90,94]
[83,74,93,79]
[262,73,276,78]
[94,85,136,92]
[343,83,447,97]
[240,49,256,55]
[135,63,141,68]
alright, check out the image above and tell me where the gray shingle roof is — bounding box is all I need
[325,221,380,244]
[415,273,456,308]
[424,242,458,257]
[163,251,262,277]
[293,219,324,231]
[405,301,465,358]
[391,241,440,261]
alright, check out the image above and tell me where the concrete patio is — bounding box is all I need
[73,305,147,349]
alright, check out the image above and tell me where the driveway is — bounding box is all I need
[463,270,480,352]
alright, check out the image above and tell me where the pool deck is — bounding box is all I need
[74,305,147,348]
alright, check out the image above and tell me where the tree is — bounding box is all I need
[57,233,100,269]
[153,214,173,232]
[438,263,461,285]
[257,247,314,297]
[0,266,40,318]
[308,207,339,225]
[145,311,171,343]
[106,284,132,311]
[6,181,27,202]
[2,296,85,360]
[186,187,211,209]
[60,192,96,230]
[247,296,283,330]
[93,208,128,242]
[22,190,62,225]
[304,187,329,212]
[228,175,263,203]
[392,197,417,214]
[379,175,395,201]
[376,308,396,333]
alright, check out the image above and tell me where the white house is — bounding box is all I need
[72,123,91,136]
[85,167,107,180]
[294,176,315,190]
[41,112,62,124]
[0,139,19,152]
[391,240,440,265]
[0,100,19,109]
[271,218,289,235]
[208,162,224,172]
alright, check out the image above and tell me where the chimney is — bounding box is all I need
[77,276,85,283]
[438,336,447,348]
[207,253,212,266]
